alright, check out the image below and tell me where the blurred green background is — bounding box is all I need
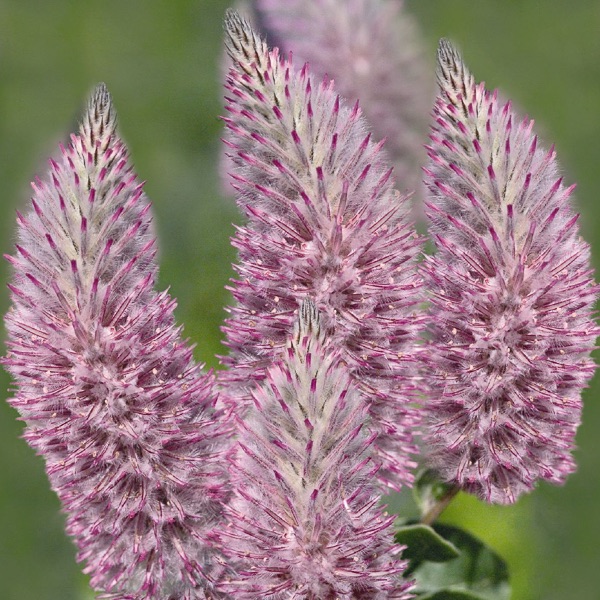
[0,1,598,598]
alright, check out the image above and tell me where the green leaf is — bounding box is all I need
[395,523,460,566]
[411,524,510,600]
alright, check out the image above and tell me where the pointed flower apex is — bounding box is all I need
[436,38,465,79]
[222,299,412,598]
[224,8,248,37]
[423,40,599,504]
[4,84,228,597]
[435,38,477,110]
[220,13,424,491]
[224,9,264,67]
[87,82,113,125]
[80,83,116,150]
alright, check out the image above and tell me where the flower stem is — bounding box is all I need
[420,485,460,526]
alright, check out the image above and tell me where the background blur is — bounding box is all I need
[0,1,598,599]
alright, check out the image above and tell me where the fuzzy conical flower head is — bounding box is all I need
[221,11,423,491]
[423,40,599,504]
[4,85,229,598]
[222,299,412,598]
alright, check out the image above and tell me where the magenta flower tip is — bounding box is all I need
[254,0,433,205]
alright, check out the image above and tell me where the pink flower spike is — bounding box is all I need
[221,10,424,491]
[3,84,230,598]
[221,298,412,598]
[422,40,599,504]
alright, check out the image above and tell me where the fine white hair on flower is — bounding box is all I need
[221,297,412,598]
[422,39,599,504]
[254,0,433,207]
[220,8,424,492]
[4,83,230,598]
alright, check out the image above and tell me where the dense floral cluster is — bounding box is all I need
[422,40,598,503]
[220,9,424,492]
[253,0,432,202]
[4,85,229,599]
[221,299,411,598]
[2,4,597,599]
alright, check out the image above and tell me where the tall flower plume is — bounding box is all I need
[221,11,424,490]
[422,40,598,504]
[4,85,229,598]
[254,0,432,204]
[221,299,412,598]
